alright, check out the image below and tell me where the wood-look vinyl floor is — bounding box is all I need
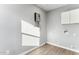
[27,44,79,55]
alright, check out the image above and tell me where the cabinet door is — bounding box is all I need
[61,12,70,24]
[70,9,79,23]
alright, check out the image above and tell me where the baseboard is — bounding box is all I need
[19,42,79,55]
[19,42,46,55]
[47,41,79,53]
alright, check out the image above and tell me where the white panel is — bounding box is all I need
[21,20,40,37]
[61,11,70,24]
[70,9,79,23]
[22,35,39,46]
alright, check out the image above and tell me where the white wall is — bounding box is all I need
[0,4,46,55]
[47,4,79,51]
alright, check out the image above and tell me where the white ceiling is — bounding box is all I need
[36,4,67,11]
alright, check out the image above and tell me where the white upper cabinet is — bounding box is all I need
[70,9,79,23]
[61,11,70,24]
[61,8,79,24]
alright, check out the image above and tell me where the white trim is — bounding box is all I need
[19,43,46,55]
[40,43,46,46]
[19,42,79,55]
[47,41,79,53]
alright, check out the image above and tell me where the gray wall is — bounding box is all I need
[47,4,79,51]
[0,4,47,55]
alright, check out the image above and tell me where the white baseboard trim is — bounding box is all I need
[19,43,46,55]
[47,42,79,53]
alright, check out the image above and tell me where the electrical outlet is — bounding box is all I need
[70,45,75,49]
[6,50,10,55]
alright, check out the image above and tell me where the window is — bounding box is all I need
[21,20,40,46]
